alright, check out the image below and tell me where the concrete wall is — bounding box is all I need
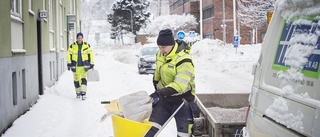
[0,55,39,133]
[42,52,67,87]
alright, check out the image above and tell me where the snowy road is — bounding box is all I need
[2,42,260,137]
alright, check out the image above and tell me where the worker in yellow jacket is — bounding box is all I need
[145,29,199,137]
[67,32,94,99]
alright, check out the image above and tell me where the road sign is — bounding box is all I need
[234,35,239,48]
[67,14,76,22]
[38,10,47,18]
[68,22,75,31]
[177,31,185,40]
[267,12,273,24]
[189,31,196,37]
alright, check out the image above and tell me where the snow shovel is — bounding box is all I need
[87,68,100,81]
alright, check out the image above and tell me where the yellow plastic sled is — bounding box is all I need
[103,99,152,137]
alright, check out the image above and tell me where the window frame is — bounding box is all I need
[11,0,22,18]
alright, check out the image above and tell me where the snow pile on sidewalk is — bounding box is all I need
[191,39,260,73]
[190,39,261,93]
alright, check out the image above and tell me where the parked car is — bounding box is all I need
[136,43,158,74]
[244,1,320,137]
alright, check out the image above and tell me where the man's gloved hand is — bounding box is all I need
[152,80,158,91]
[67,63,71,71]
[149,92,160,106]
[90,64,94,69]
[155,87,185,103]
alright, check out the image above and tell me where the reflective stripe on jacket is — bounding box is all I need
[67,42,94,70]
[153,42,196,96]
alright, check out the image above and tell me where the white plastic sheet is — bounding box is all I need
[87,69,100,81]
[119,91,152,122]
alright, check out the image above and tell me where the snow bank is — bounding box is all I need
[191,39,260,74]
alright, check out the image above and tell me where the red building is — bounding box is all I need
[168,0,268,44]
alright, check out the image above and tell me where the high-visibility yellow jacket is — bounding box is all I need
[154,42,196,98]
[67,42,94,71]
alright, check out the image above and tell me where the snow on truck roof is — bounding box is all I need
[276,0,320,20]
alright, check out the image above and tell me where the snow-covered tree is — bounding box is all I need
[107,0,151,39]
[81,0,115,38]
[237,0,275,29]
[148,0,170,18]
[144,14,198,35]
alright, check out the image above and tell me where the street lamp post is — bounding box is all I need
[222,0,226,46]
[199,0,203,40]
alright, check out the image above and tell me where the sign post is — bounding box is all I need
[234,35,239,53]
[189,31,196,46]
[267,12,273,24]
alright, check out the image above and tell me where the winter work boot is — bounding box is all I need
[80,91,86,100]
[76,93,81,98]
[76,87,81,99]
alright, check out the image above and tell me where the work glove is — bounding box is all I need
[67,63,71,71]
[156,87,183,103]
[90,64,94,69]
[149,92,160,106]
[152,79,158,91]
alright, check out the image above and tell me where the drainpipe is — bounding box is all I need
[199,0,203,40]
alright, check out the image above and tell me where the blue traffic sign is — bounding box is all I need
[189,31,196,37]
[234,35,239,48]
[177,31,185,40]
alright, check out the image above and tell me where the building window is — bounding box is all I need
[170,0,185,11]
[49,0,53,29]
[11,0,24,53]
[50,62,52,81]
[11,0,21,17]
[22,69,26,99]
[53,61,55,79]
[12,72,18,105]
[203,6,214,20]
[48,0,54,51]
[60,5,64,50]
[204,34,214,39]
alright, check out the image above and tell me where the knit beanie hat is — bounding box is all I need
[77,32,83,38]
[157,29,175,46]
